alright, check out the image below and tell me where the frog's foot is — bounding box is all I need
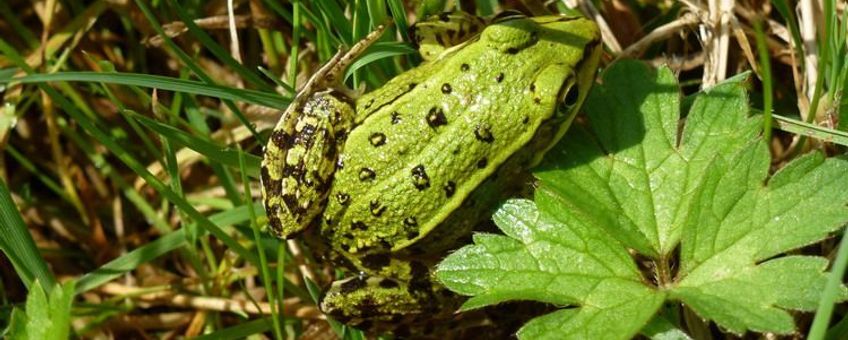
[290,24,387,105]
[320,275,455,333]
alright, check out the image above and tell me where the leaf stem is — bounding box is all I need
[656,254,673,288]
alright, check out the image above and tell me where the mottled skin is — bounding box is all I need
[317,14,602,327]
[261,26,385,238]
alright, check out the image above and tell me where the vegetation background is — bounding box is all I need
[0,0,846,338]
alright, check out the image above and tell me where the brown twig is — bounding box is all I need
[618,12,700,59]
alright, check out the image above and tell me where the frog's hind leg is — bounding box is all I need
[263,25,387,238]
[320,273,456,334]
[262,92,355,238]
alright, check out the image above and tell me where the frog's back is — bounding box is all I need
[322,15,600,255]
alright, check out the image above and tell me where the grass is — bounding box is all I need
[0,0,846,338]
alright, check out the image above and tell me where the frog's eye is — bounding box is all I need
[557,77,580,114]
[564,83,580,107]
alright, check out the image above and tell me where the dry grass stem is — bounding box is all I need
[98,282,323,318]
[101,312,194,332]
[227,0,243,65]
[730,16,759,75]
[145,15,254,47]
[799,0,819,118]
[571,0,623,53]
[287,239,320,284]
[648,51,705,71]
[618,12,700,58]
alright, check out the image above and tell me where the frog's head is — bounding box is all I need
[480,14,602,164]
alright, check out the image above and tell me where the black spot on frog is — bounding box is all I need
[379,278,399,289]
[369,132,386,147]
[359,167,377,181]
[270,130,294,150]
[352,220,369,231]
[426,107,448,128]
[411,165,430,190]
[444,181,456,198]
[477,158,488,168]
[336,192,350,205]
[361,253,391,269]
[474,124,495,143]
[339,276,367,293]
[370,200,386,217]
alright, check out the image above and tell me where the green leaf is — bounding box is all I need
[436,60,848,338]
[45,281,74,340]
[534,62,759,258]
[8,280,75,340]
[7,307,28,339]
[641,315,693,340]
[673,143,848,334]
[24,281,48,340]
[437,199,665,339]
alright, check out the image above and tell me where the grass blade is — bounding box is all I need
[75,202,260,293]
[0,178,57,291]
[753,19,773,141]
[75,230,187,293]
[809,225,848,339]
[0,71,289,109]
[131,113,262,179]
[772,114,848,146]
[343,42,416,81]
[132,0,262,140]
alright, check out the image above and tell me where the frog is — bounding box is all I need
[261,11,602,333]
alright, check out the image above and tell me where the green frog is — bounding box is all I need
[261,11,601,332]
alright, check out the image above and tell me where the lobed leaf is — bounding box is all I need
[674,140,848,334]
[438,199,664,339]
[437,60,848,337]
